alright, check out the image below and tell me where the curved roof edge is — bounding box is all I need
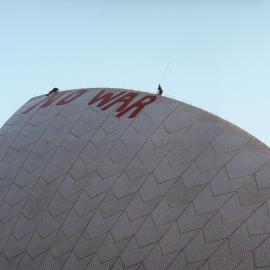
[20,87,270,151]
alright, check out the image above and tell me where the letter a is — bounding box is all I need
[101,93,138,111]
[88,90,126,107]
[116,95,157,118]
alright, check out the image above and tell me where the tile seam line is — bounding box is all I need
[1,119,80,265]
[29,104,136,267]
[0,106,65,193]
[164,126,250,270]
[3,103,100,266]
[2,104,67,231]
[84,103,182,270]
[47,105,154,268]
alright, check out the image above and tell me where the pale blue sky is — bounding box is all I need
[1,0,270,146]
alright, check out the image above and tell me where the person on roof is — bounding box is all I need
[46,88,59,96]
[157,84,163,96]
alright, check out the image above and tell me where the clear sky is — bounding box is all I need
[1,0,270,146]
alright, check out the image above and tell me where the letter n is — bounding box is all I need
[23,92,64,114]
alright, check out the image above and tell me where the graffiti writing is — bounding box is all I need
[23,89,157,118]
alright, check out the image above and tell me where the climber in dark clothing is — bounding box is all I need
[46,88,59,96]
[157,84,163,96]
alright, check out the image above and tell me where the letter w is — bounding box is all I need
[88,90,126,107]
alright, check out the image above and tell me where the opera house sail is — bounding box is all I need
[0,88,270,269]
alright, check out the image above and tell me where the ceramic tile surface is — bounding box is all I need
[0,88,270,269]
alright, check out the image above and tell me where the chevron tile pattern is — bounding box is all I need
[0,88,270,269]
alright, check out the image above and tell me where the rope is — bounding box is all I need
[159,62,170,85]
